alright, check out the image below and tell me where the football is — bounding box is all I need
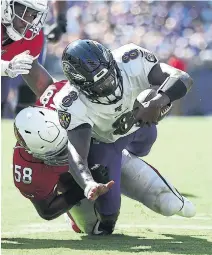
[133,88,173,122]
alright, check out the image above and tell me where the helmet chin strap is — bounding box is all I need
[6,25,23,41]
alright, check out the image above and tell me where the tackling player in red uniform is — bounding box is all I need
[1,0,53,96]
[13,107,86,221]
[12,106,114,233]
[12,80,113,226]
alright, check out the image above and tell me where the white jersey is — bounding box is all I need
[54,43,158,143]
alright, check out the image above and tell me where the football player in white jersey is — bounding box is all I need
[53,39,193,234]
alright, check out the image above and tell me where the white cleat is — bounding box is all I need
[177,196,196,218]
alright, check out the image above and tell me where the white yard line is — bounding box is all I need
[171,215,212,220]
[117,224,212,230]
[2,222,212,236]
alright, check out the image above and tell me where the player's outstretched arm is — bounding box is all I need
[67,124,114,201]
[31,186,85,220]
[22,59,54,97]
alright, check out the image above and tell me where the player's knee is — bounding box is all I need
[36,207,58,221]
[94,210,120,235]
[156,191,185,216]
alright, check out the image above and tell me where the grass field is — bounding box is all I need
[1,118,212,255]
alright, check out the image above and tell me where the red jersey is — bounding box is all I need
[13,80,69,200]
[1,26,44,61]
[13,143,69,200]
[36,80,68,109]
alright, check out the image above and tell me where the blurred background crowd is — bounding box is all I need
[2,0,212,118]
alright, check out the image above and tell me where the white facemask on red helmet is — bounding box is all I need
[1,0,48,41]
[14,106,69,166]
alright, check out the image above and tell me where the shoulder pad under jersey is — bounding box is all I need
[54,84,93,130]
[112,43,158,78]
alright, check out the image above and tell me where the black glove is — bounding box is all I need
[133,89,171,127]
[133,100,161,126]
[47,15,67,43]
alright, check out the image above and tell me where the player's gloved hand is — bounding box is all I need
[4,51,34,78]
[84,180,115,201]
[133,92,170,126]
[47,15,67,43]
[133,100,161,126]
